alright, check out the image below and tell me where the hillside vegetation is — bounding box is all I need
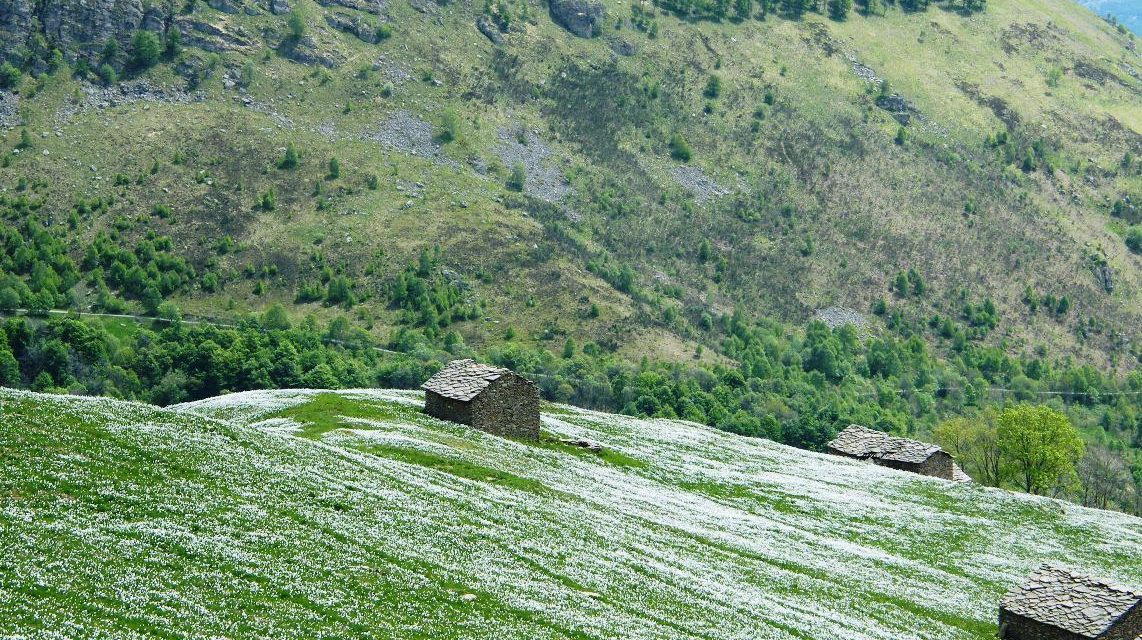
[0,0,1140,503]
[0,387,1139,638]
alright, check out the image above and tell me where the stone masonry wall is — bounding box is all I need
[885,451,955,480]
[470,375,540,440]
[999,611,1086,640]
[424,391,472,426]
[831,448,957,480]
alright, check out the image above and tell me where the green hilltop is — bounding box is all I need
[0,387,1139,639]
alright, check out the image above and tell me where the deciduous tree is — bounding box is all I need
[997,404,1083,495]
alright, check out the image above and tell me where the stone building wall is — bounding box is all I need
[424,391,473,426]
[998,611,1086,640]
[829,448,957,480]
[1106,603,1141,640]
[882,451,956,480]
[470,375,540,440]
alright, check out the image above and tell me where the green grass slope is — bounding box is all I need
[1,387,1139,638]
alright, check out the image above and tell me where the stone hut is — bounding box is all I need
[999,565,1142,640]
[826,425,968,481]
[421,359,540,440]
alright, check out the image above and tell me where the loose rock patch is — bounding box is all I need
[54,80,201,123]
[0,91,19,129]
[672,166,730,205]
[814,306,869,332]
[495,128,571,204]
[366,110,458,168]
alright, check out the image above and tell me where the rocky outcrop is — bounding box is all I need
[875,93,919,126]
[280,36,340,68]
[174,18,258,53]
[0,0,167,65]
[315,0,385,15]
[476,15,503,45]
[549,0,603,38]
[325,12,384,44]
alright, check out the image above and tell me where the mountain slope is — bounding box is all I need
[0,0,1139,369]
[1,388,1139,638]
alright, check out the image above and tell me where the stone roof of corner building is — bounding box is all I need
[421,359,513,402]
[1001,565,1142,638]
[827,425,944,465]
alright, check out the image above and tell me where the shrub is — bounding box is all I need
[380,82,394,98]
[101,38,119,63]
[669,133,692,162]
[240,61,255,87]
[279,143,299,170]
[287,10,306,40]
[437,110,460,143]
[164,27,182,59]
[129,31,162,70]
[507,162,526,192]
[327,157,340,180]
[703,75,721,99]
[98,63,118,86]
[1126,227,1142,255]
[895,126,908,145]
[375,23,393,41]
[260,189,276,211]
[0,62,20,89]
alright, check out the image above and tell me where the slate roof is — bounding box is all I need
[1000,565,1142,638]
[421,359,511,402]
[827,425,944,464]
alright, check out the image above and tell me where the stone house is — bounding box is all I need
[826,425,969,481]
[421,359,540,440]
[999,565,1142,640]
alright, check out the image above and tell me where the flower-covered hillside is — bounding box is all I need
[0,388,1139,639]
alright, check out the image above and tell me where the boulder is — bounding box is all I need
[559,438,604,453]
[268,0,291,14]
[476,15,503,44]
[549,0,603,38]
[610,38,635,56]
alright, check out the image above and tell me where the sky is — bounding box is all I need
[1076,0,1140,34]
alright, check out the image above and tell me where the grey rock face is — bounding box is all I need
[476,15,503,44]
[315,0,385,15]
[280,35,339,68]
[875,93,918,126]
[610,38,635,56]
[175,18,257,53]
[549,0,603,38]
[1,0,163,63]
[268,0,291,14]
[325,12,382,44]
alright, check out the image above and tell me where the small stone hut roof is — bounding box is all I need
[421,359,513,402]
[1001,565,1142,638]
[827,425,943,464]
